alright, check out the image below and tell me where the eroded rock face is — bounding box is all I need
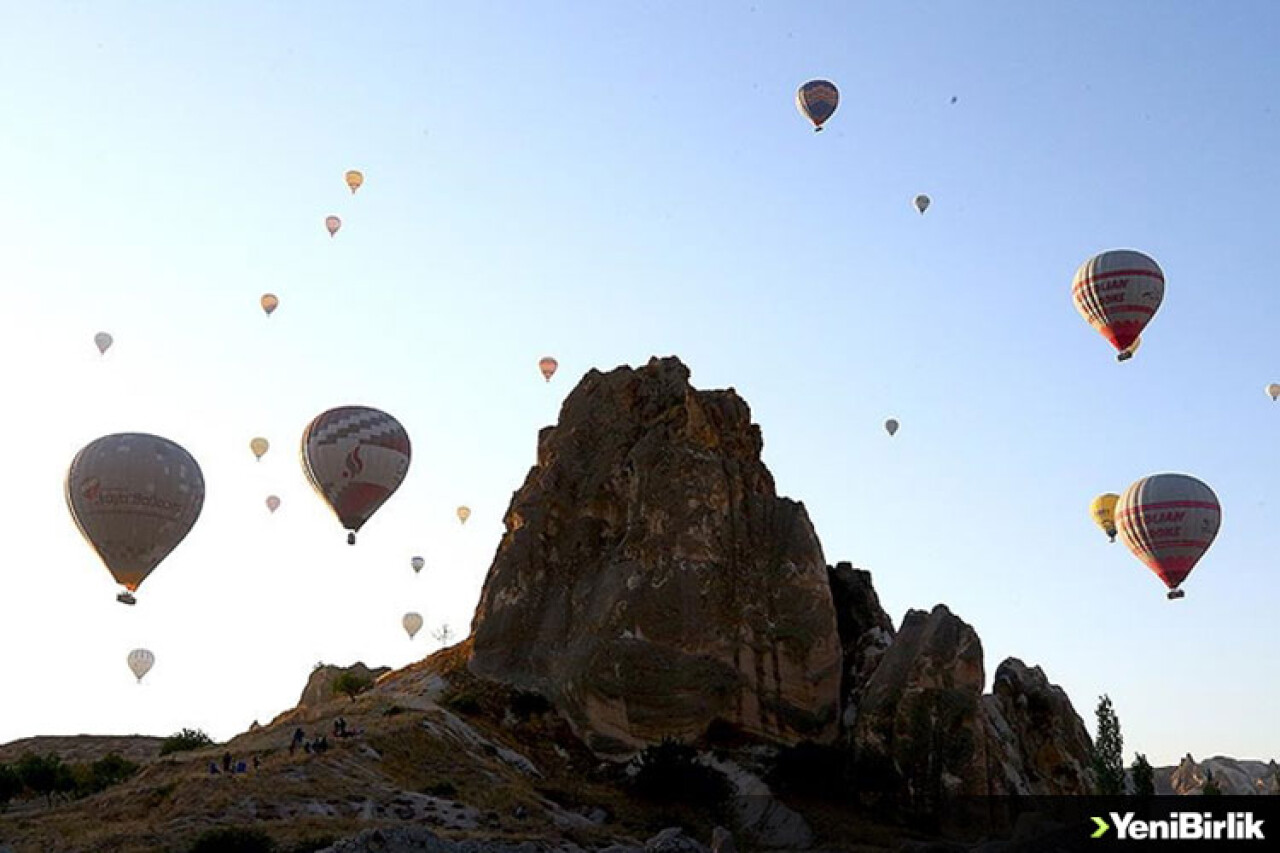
[982,658,1095,795]
[299,663,391,710]
[851,605,990,799]
[469,357,842,755]
[827,562,895,730]
[1161,754,1278,795]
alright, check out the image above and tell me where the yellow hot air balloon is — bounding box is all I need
[325,215,342,237]
[301,406,412,545]
[250,437,269,461]
[457,506,471,524]
[261,294,279,317]
[127,649,154,683]
[796,80,839,132]
[538,357,558,382]
[1090,493,1120,542]
[67,434,205,604]
[345,170,364,194]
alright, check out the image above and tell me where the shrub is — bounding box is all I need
[160,728,215,756]
[766,740,851,800]
[332,671,373,701]
[189,826,276,853]
[0,763,20,809]
[628,737,733,808]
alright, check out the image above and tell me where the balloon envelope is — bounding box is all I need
[1116,473,1220,595]
[345,170,364,193]
[538,357,558,382]
[261,294,279,316]
[325,215,342,236]
[127,648,154,682]
[410,556,425,573]
[884,418,899,436]
[1267,383,1280,401]
[266,495,281,513]
[1071,249,1164,359]
[914,194,931,214]
[94,332,113,355]
[301,406,411,543]
[403,612,423,639]
[66,433,205,595]
[796,80,839,131]
[1090,493,1120,541]
[250,437,269,460]
[457,506,471,524]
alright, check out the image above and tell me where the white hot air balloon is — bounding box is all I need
[410,556,425,574]
[266,495,281,513]
[1115,472,1220,600]
[1267,383,1280,402]
[94,332,114,355]
[403,612,423,639]
[127,648,155,683]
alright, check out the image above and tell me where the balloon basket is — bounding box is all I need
[1117,351,1133,362]
[347,532,356,545]
[1167,589,1185,600]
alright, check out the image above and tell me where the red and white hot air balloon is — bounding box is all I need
[1115,473,1220,600]
[1071,249,1164,361]
[538,357,558,382]
[300,406,411,545]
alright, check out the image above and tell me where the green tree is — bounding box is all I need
[160,728,215,756]
[332,671,373,702]
[1201,768,1222,795]
[1129,753,1155,796]
[0,762,21,810]
[16,753,72,807]
[629,737,733,809]
[1090,695,1126,795]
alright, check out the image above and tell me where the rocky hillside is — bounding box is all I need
[0,357,1105,852]
[1155,754,1280,795]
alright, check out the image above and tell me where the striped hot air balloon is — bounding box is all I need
[1072,249,1164,361]
[1115,473,1220,600]
[301,406,411,545]
[796,80,839,132]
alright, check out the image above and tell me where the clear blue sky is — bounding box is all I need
[0,2,1276,767]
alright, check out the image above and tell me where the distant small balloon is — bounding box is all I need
[128,649,154,683]
[403,612,423,639]
[266,495,281,513]
[410,555,425,573]
[1267,383,1280,401]
[345,170,364,194]
[94,332,113,355]
[539,357,558,382]
[457,506,471,524]
[325,216,342,237]
[914,194,931,215]
[885,418,899,437]
[250,437,269,460]
[796,80,839,132]
[261,294,279,317]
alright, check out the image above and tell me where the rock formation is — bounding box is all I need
[469,357,843,754]
[1160,754,1279,795]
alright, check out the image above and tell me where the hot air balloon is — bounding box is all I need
[1071,249,1164,361]
[538,357,558,382]
[884,418,899,437]
[403,612,423,639]
[457,506,471,524]
[266,495,281,513]
[127,649,154,683]
[250,437,269,460]
[66,433,205,604]
[94,332,113,355]
[301,406,411,545]
[914,194,931,215]
[410,556,425,573]
[1267,383,1280,401]
[261,294,279,317]
[1115,473,1220,600]
[325,215,342,237]
[796,80,839,132]
[345,170,364,194]
[1090,493,1120,542]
